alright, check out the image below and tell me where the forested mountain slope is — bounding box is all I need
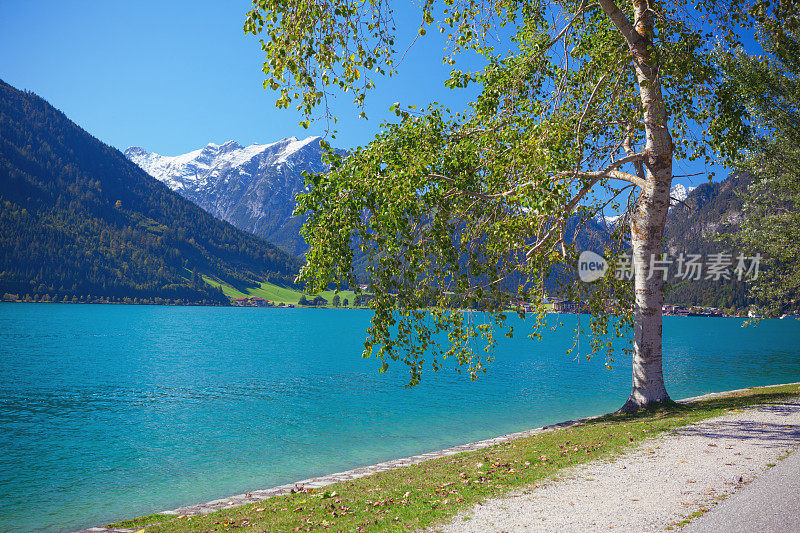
[0,79,301,305]
[663,173,752,309]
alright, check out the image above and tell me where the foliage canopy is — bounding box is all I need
[246,0,756,386]
[714,10,800,316]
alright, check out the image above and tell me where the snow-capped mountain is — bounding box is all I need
[125,137,336,255]
[127,138,700,257]
[670,183,696,206]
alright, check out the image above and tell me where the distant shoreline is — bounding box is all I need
[0,299,766,317]
[0,299,374,309]
[0,299,758,316]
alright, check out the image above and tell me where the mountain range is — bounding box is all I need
[126,140,698,257]
[0,79,301,305]
[125,137,345,256]
[0,76,750,308]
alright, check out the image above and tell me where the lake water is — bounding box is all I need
[1,304,799,533]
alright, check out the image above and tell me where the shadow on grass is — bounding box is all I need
[681,391,799,415]
[574,389,800,429]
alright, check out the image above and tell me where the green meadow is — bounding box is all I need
[202,276,360,306]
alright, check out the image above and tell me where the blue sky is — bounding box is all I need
[1,0,753,189]
[0,0,480,155]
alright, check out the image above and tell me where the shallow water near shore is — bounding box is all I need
[1,303,799,533]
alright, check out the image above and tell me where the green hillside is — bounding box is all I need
[663,173,752,309]
[0,79,302,305]
[204,276,360,306]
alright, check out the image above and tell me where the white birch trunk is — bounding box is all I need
[600,0,674,410]
[623,179,672,410]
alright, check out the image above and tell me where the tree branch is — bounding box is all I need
[563,153,647,213]
[623,122,646,180]
[560,152,648,187]
[428,151,646,206]
[596,0,647,55]
[670,196,690,209]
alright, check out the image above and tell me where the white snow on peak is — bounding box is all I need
[274,136,322,165]
[125,146,147,157]
[124,136,323,191]
[670,183,696,206]
[124,136,340,255]
[593,213,624,227]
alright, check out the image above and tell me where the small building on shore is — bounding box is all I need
[552,299,579,313]
[232,297,274,307]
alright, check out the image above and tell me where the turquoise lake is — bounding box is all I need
[1,303,799,533]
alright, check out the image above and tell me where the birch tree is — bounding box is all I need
[245,0,753,410]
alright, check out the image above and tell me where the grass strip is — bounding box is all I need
[106,512,175,529]
[122,384,800,532]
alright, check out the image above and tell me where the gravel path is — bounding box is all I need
[430,396,800,533]
[684,443,800,533]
